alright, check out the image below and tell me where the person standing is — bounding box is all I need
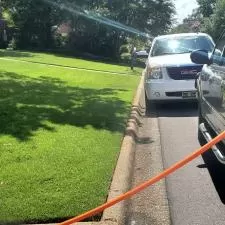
[130,46,137,70]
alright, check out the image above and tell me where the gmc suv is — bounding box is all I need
[145,33,214,107]
[191,31,225,164]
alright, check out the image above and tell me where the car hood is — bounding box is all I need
[147,53,196,67]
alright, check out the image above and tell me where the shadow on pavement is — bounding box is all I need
[198,149,225,204]
[146,102,198,118]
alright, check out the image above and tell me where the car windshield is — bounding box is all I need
[151,36,214,57]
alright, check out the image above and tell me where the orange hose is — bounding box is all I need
[59,130,225,225]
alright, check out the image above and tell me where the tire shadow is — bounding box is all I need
[146,101,198,118]
[199,147,225,204]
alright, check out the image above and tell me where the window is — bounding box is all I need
[212,33,225,65]
[151,35,214,57]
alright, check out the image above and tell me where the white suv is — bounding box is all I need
[145,33,215,106]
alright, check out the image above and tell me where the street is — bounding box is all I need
[127,102,225,225]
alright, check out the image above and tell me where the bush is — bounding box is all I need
[7,38,17,50]
[120,52,131,63]
[53,33,69,48]
[119,44,129,54]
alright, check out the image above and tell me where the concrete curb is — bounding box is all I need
[101,72,145,225]
[24,71,145,225]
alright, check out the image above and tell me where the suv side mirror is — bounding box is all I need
[190,49,211,65]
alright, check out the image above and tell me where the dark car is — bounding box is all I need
[191,32,225,164]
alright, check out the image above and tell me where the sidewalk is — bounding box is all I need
[126,107,170,225]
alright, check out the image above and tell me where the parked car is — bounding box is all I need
[144,33,215,108]
[190,31,225,164]
[136,50,149,57]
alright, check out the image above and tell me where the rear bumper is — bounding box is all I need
[145,79,197,101]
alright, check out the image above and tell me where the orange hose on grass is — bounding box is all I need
[59,130,225,225]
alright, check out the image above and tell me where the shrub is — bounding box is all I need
[120,44,129,54]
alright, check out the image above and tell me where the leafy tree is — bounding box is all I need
[1,0,175,58]
[201,0,225,41]
[170,23,191,34]
[170,8,202,34]
[1,0,63,48]
[66,0,175,57]
[197,0,216,17]
[2,10,15,27]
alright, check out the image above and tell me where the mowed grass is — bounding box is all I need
[0,56,140,224]
[0,49,142,75]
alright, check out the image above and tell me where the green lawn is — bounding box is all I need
[0,49,142,75]
[0,54,140,224]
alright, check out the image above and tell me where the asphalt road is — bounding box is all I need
[127,102,225,225]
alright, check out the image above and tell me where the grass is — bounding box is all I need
[0,49,143,75]
[0,54,140,224]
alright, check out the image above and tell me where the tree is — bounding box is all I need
[65,0,175,57]
[197,0,216,17]
[1,0,176,58]
[1,0,63,48]
[201,0,225,41]
[170,8,202,34]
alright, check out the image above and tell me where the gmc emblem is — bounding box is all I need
[181,70,198,75]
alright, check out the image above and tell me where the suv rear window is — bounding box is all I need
[151,36,214,57]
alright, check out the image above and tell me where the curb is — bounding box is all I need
[24,71,145,225]
[101,71,145,225]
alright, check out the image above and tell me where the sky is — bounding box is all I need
[174,0,198,23]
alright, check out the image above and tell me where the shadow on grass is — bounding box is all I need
[28,49,145,69]
[0,48,145,70]
[11,59,139,75]
[0,50,33,58]
[0,213,102,225]
[0,49,142,76]
[0,71,130,140]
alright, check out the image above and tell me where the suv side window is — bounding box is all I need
[207,32,225,110]
[212,33,225,65]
